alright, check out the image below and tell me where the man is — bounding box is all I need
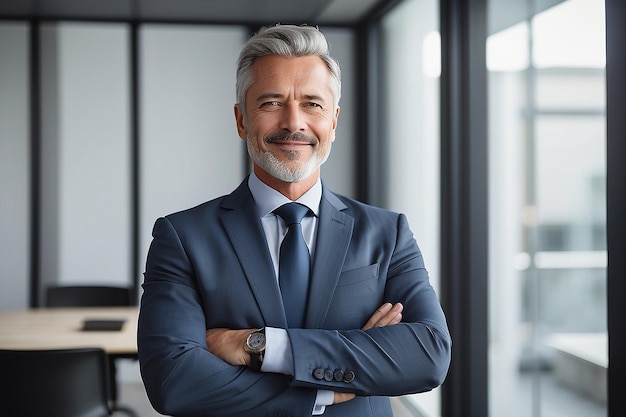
[138,24,451,417]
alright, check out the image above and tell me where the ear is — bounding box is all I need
[330,106,340,142]
[234,104,248,140]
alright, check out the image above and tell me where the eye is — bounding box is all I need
[260,101,281,107]
[304,102,323,109]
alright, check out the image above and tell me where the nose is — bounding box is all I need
[279,103,306,133]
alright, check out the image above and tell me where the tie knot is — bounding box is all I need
[274,203,309,225]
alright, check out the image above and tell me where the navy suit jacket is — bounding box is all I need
[138,178,451,417]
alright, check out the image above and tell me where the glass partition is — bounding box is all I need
[487,0,606,415]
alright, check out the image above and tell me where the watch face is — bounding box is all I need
[247,332,265,351]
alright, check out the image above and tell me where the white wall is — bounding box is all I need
[0,23,30,311]
[381,0,440,287]
[55,23,131,288]
[139,24,248,277]
[380,0,441,415]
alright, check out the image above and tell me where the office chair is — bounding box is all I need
[44,285,137,416]
[0,348,112,417]
[46,285,132,307]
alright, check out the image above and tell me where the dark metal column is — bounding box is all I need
[355,21,380,205]
[605,0,626,415]
[130,21,140,305]
[29,20,41,307]
[439,0,489,415]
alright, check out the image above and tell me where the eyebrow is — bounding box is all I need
[255,93,283,102]
[254,93,327,103]
[303,94,326,103]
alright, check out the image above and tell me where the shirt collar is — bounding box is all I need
[248,171,322,218]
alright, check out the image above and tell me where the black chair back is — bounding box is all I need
[46,285,132,307]
[42,285,138,416]
[0,348,112,417]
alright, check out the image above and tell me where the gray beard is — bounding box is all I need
[246,140,329,183]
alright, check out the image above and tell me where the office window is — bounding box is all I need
[487,0,606,416]
[380,0,441,416]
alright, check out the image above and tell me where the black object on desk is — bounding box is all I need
[82,319,126,331]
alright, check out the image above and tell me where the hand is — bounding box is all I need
[205,328,252,366]
[361,302,403,330]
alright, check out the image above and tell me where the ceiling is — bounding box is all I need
[0,0,571,35]
[0,0,391,26]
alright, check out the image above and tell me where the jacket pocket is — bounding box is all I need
[336,263,380,287]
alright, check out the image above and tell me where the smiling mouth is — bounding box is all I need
[265,131,317,146]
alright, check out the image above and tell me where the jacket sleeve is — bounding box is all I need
[288,213,451,396]
[138,217,317,417]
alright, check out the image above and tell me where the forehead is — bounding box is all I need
[249,55,334,94]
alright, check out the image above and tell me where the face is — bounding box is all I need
[235,55,340,186]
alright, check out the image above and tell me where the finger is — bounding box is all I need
[362,303,393,330]
[376,303,404,327]
[389,312,402,325]
[333,392,356,404]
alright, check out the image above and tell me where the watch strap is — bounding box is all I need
[249,350,263,371]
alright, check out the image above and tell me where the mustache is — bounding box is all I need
[265,131,317,145]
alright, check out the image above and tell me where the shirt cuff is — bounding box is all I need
[263,328,332,416]
[313,390,334,415]
[261,327,294,375]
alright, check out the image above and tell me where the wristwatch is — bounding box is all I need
[244,328,266,371]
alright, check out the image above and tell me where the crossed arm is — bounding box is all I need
[140,214,451,416]
[205,302,404,405]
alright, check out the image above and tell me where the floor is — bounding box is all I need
[111,360,161,417]
[114,381,162,417]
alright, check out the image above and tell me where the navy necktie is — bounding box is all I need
[274,203,311,328]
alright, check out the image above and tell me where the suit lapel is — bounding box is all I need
[220,180,287,327]
[305,190,353,328]
[219,181,353,329]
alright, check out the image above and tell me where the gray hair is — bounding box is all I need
[236,24,341,113]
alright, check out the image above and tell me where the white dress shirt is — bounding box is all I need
[247,172,333,415]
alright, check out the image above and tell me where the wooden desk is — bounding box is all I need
[0,307,138,355]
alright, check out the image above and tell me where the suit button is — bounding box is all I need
[343,370,355,383]
[324,369,334,381]
[333,369,344,382]
[313,368,325,380]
